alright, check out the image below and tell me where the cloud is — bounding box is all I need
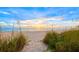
[0,16,63,28]
[0,11,10,15]
[0,16,79,29]
[8,17,79,28]
[1,7,79,30]
[0,7,79,22]
[0,22,7,26]
[19,16,64,25]
[6,8,64,20]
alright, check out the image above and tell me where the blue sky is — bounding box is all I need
[0,7,79,21]
[0,7,79,28]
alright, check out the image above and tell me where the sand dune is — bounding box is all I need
[0,31,48,52]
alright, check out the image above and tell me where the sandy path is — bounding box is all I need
[22,31,47,52]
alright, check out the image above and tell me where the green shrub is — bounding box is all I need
[60,30,79,52]
[43,31,59,51]
[43,30,79,52]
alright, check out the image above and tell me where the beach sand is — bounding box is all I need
[22,31,48,52]
[0,31,48,52]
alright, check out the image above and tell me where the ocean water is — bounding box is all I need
[0,26,70,32]
[0,27,51,32]
[0,27,18,32]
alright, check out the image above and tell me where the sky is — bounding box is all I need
[0,7,79,21]
[0,7,79,29]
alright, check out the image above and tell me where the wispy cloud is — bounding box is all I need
[0,11,10,15]
[0,17,79,29]
[0,22,7,26]
[6,8,64,20]
[0,7,79,30]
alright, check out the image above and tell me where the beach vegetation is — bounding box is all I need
[43,29,79,52]
[0,21,27,52]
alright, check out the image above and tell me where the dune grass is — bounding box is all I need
[0,22,27,52]
[0,33,27,52]
[43,31,59,51]
[43,29,79,52]
[60,30,79,52]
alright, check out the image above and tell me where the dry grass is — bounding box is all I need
[0,23,27,52]
[0,33,27,52]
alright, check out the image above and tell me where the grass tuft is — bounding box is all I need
[0,33,27,52]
